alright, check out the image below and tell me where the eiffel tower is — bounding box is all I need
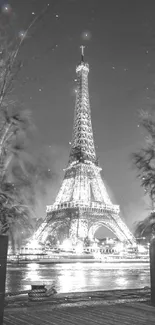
[34,47,135,245]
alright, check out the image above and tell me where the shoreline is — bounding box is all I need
[5,287,151,310]
[7,257,150,265]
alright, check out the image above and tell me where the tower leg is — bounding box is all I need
[69,219,88,243]
[69,220,78,244]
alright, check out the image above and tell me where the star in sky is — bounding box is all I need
[18,31,26,39]
[1,3,12,13]
[81,31,92,41]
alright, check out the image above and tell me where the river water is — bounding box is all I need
[6,262,150,294]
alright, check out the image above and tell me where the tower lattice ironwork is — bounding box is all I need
[34,47,135,245]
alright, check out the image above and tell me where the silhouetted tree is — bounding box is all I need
[134,212,155,243]
[132,110,155,241]
[0,7,52,249]
[132,110,155,208]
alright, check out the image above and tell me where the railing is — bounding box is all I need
[46,202,120,213]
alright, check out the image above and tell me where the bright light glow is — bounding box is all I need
[27,263,38,270]
[93,251,102,259]
[138,245,147,253]
[106,238,114,244]
[115,242,124,253]
[2,4,11,13]
[61,239,72,251]
[19,30,26,39]
[25,264,40,283]
[26,239,40,249]
[75,242,83,254]
[81,31,92,40]
[92,242,98,249]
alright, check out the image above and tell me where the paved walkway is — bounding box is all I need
[3,301,155,325]
[3,288,155,325]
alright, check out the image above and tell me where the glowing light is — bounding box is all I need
[75,242,83,254]
[116,277,128,287]
[2,4,11,13]
[61,239,72,251]
[115,242,124,253]
[27,263,38,270]
[106,238,114,244]
[138,245,147,253]
[26,239,40,249]
[93,251,102,259]
[19,31,26,39]
[81,31,92,40]
[92,242,98,249]
[25,263,40,283]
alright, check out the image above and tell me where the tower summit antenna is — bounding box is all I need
[80,45,85,62]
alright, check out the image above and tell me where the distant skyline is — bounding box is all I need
[3,0,155,235]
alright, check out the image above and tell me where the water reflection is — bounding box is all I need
[6,262,150,294]
[24,263,41,284]
[58,266,86,292]
[115,277,128,287]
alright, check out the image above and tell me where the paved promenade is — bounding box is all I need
[3,288,155,325]
[4,301,155,325]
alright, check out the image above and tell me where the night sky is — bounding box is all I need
[2,0,155,234]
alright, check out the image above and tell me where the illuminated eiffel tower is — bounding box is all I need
[34,46,135,245]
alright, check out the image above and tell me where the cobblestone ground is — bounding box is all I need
[3,301,155,325]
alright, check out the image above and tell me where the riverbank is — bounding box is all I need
[4,287,151,309]
[4,288,155,325]
[7,257,149,264]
